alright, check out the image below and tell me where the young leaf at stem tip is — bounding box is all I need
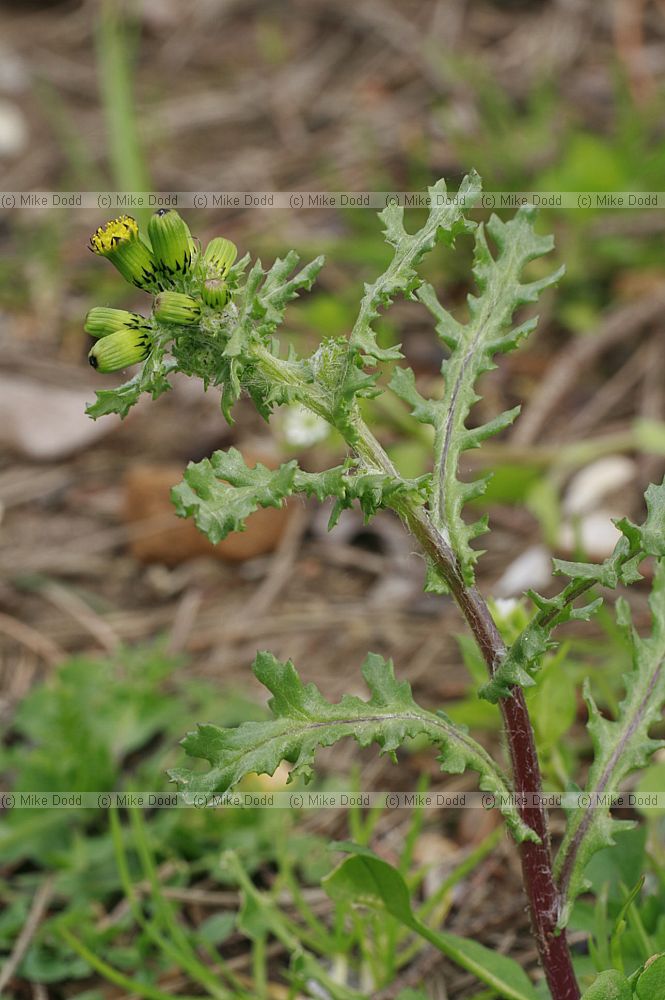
[391,205,564,587]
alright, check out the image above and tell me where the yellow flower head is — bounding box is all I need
[88,216,159,291]
[89,215,140,255]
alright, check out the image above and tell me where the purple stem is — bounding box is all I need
[407,507,581,1000]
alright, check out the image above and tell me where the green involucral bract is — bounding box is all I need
[203,236,238,276]
[153,290,201,326]
[88,323,153,373]
[84,306,145,338]
[201,277,229,308]
[148,207,194,278]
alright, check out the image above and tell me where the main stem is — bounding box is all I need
[250,344,579,997]
[354,421,580,1000]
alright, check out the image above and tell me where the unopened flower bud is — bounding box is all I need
[89,216,159,291]
[201,277,229,308]
[88,323,152,372]
[203,237,237,277]
[84,307,145,338]
[153,290,201,325]
[148,209,193,278]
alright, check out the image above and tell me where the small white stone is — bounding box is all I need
[559,510,622,560]
[495,545,553,597]
[0,375,122,460]
[563,456,635,517]
[0,99,27,157]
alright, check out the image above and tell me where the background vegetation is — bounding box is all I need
[1,1,665,997]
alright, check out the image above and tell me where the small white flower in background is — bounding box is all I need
[281,404,329,447]
[493,597,520,618]
[489,595,530,637]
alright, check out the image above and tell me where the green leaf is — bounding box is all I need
[195,912,236,947]
[580,970,631,1000]
[306,335,382,439]
[481,482,665,703]
[171,447,431,544]
[322,852,538,1000]
[635,954,665,999]
[225,252,324,361]
[392,205,562,586]
[170,651,534,842]
[323,850,416,924]
[253,252,325,338]
[86,344,176,420]
[583,828,647,908]
[182,252,324,422]
[527,657,577,750]
[555,559,665,927]
[171,449,298,544]
[389,365,443,428]
[349,173,481,364]
[315,175,481,441]
[642,481,665,557]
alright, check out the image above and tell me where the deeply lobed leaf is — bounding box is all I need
[392,206,563,586]
[170,650,535,842]
[171,449,298,544]
[481,477,665,703]
[554,558,665,928]
[319,173,481,442]
[171,446,432,543]
[350,173,481,364]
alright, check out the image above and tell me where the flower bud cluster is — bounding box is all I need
[86,210,237,373]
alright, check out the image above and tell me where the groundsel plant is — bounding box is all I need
[85,180,665,1000]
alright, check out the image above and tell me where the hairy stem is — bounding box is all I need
[353,418,581,1000]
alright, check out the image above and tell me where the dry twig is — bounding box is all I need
[0,875,55,995]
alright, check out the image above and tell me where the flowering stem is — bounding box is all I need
[201,336,581,996]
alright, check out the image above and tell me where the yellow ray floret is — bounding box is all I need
[89,215,140,254]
